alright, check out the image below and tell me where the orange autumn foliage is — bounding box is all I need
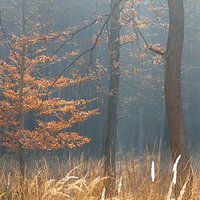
[0,32,97,152]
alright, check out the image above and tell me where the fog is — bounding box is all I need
[0,0,200,159]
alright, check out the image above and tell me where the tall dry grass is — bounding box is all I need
[0,152,199,200]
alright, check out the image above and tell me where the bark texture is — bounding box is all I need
[104,0,121,197]
[165,0,193,198]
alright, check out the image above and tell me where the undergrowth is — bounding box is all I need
[0,153,199,199]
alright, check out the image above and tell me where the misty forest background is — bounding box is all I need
[0,0,200,199]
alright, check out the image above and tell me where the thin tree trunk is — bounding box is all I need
[165,0,193,198]
[104,0,121,197]
[18,0,26,182]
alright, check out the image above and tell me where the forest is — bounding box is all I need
[0,0,199,199]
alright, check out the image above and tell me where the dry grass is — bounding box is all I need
[0,153,199,200]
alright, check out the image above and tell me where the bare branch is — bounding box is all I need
[147,45,165,55]
[45,0,122,97]
[0,10,21,69]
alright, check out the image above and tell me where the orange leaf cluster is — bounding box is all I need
[120,33,136,43]
[0,32,97,152]
[0,130,91,152]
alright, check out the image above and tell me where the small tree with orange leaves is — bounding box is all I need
[0,30,97,178]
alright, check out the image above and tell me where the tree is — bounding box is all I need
[0,22,97,180]
[104,0,121,197]
[108,0,194,197]
[164,0,193,198]
[135,0,193,197]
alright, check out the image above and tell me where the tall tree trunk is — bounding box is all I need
[19,0,26,182]
[104,0,121,197]
[165,0,193,198]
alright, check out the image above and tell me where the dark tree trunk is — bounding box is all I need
[165,0,193,198]
[104,0,121,197]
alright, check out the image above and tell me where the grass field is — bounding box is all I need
[0,152,199,200]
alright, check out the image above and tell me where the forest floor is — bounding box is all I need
[0,152,199,200]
